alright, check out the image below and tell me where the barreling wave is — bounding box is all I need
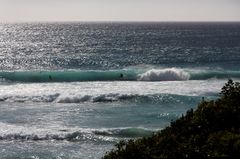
[0,127,154,142]
[0,68,239,83]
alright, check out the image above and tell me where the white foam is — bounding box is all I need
[56,93,137,103]
[0,79,226,103]
[138,68,190,81]
[0,122,156,141]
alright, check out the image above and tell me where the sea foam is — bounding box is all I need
[138,68,190,81]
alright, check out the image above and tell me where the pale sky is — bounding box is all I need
[0,0,239,22]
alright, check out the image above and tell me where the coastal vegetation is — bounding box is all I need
[103,79,240,158]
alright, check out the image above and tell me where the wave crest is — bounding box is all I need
[1,68,239,82]
[138,68,190,81]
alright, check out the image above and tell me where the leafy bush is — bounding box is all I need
[103,80,240,159]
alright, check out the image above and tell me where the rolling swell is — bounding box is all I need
[0,70,137,82]
[0,128,154,142]
[0,93,206,104]
[0,68,189,82]
[0,69,239,82]
[190,71,240,80]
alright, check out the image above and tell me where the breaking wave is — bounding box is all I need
[0,93,205,104]
[0,127,155,142]
[138,68,190,81]
[1,68,239,83]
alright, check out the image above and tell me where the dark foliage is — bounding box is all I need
[103,80,240,159]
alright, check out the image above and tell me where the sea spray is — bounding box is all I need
[138,68,190,81]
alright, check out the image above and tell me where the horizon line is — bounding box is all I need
[1,20,240,24]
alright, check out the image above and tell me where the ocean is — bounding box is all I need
[0,22,240,158]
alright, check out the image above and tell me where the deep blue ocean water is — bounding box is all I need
[0,22,240,158]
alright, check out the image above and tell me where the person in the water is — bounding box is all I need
[49,75,52,80]
[119,73,123,79]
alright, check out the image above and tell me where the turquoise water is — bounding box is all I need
[0,22,240,158]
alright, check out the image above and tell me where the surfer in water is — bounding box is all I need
[49,75,52,81]
[119,73,123,80]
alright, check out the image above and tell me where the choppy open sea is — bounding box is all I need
[0,22,240,158]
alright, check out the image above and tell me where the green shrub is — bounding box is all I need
[103,80,240,158]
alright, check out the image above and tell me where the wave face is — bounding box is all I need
[189,71,240,80]
[1,68,240,83]
[0,70,137,82]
